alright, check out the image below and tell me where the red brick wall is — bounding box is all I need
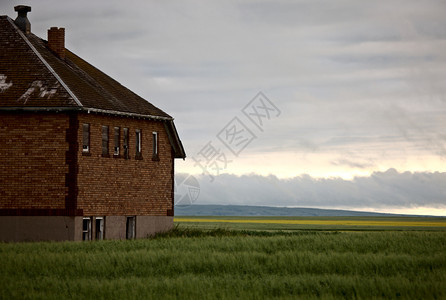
[0,113,68,209]
[0,112,174,217]
[76,113,174,216]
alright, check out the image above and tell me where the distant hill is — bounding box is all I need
[174,205,410,217]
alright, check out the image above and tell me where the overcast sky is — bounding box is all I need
[2,1,445,215]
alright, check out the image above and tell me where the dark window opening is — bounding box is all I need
[114,127,120,156]
[123,127,129,159]
[82,124,90,153]
[126,216,136,239]
[95,217,104,240]
[82,217,91,241]
[102,125,109,156]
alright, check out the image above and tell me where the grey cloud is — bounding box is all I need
[185,169,446,209]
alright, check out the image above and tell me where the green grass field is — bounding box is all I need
[1,216,445,299]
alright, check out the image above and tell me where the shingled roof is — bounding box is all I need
[0,9,185,158]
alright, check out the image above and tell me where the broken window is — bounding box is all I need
[82,217,91,241]
[114,127,120,156]
[123,127,129,159]
[152,131,159,160]
[126,216,136,239]
[95,217,104,240]
[102,125,109,156]
[135,129,142,159]
[82,124,90,153]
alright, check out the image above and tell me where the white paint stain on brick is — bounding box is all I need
[18,81,59,104]
[0,74,13,93]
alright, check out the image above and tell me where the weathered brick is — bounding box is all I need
[0,112,174,217]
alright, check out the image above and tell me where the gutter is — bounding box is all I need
[0,106,173,121]
[84,107,173,121]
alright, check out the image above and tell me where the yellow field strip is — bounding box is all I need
[174,218,446,227]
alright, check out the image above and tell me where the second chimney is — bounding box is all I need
[48,27,65,59]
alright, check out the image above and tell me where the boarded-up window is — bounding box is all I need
[82,124,90,153]
[123,127,129,159]
[114,127,120,156]
[135,129,142,158]
[102,125,109,156]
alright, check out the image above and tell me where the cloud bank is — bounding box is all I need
[176,169,446,215]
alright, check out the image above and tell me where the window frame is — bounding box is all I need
[152,131,159,161]
[95,217,104,240]
[82,123,90,154]
[135,129,142,159]
[123,127,129,159]
[126,216,136,239]
[82,217,92,241]
[113,127,120,157]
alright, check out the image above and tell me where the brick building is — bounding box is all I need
[0,6,186,241]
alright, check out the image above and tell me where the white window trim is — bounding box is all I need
[82,124,90,153]
[82,217,92,241]
[136,129,142,155]
[95,217,104,240]
[152,131,158,155]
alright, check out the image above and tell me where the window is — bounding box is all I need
[123,127,129,159]
[102,125,109,156]
[95,217,104,240]
[152,131,159,160]
[82,217,91,241]
[114,127,120,156]
[82,124,90,153]
[126,216,136,239]
[135,129,142,159]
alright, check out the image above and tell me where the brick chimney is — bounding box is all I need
[48,27,65,59]
[14,5,31,34]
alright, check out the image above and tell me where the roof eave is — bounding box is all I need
[164,121,186,159]
[82,107,173,121]
[0,106,172,121]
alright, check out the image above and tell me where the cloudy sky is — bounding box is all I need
[2,1,445,215]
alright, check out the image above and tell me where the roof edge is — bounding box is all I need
[0,106,173,121]
[83,107,173,121]
[164,121,186,159]
[6,16,83,107]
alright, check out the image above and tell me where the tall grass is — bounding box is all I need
[1,229,445,299]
